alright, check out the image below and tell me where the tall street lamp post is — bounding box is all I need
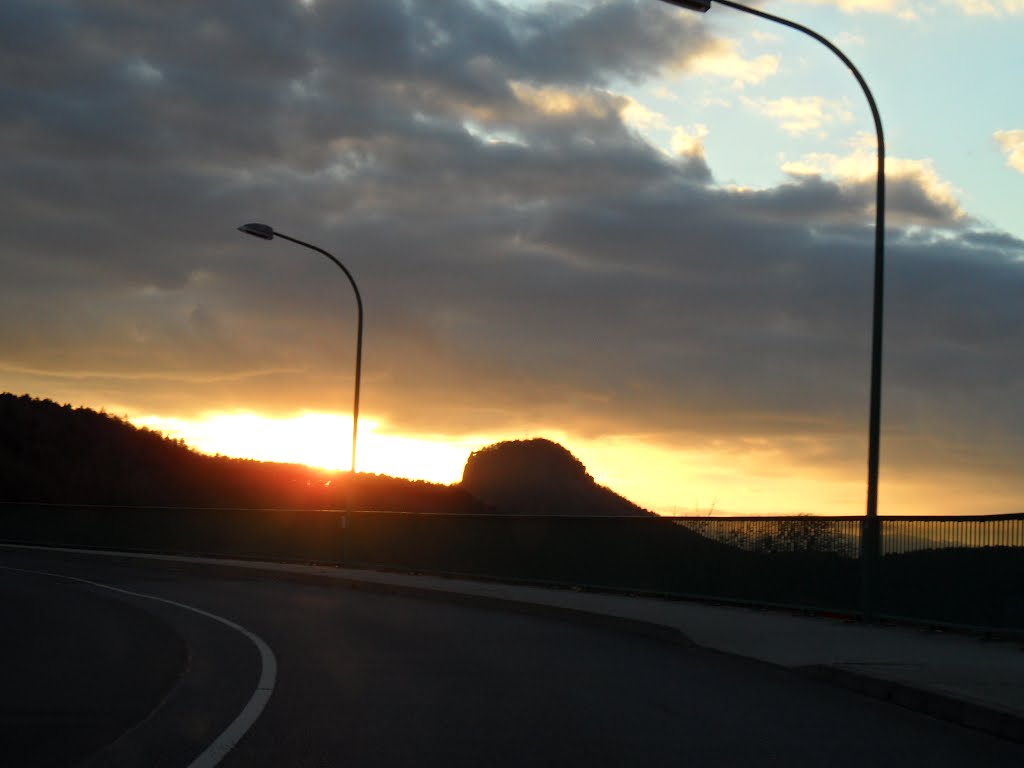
[657,0,886,620]
[238,223,365,476]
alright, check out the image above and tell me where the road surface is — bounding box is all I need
[1,547,1021,767]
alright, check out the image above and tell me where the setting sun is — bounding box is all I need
[132,411,479,485]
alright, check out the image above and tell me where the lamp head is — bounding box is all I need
[660,0,711,11]
[238,222,275,240]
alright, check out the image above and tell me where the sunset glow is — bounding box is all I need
[133,410,839,513]
[126,410,981,518]
[6,1,1023,521]
[133,412,478,485]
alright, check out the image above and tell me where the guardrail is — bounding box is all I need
[1,503,1021,632]
[880,514,1024,555]
[673,513,1024,558]
[672,516,863,558]
[671,513,1024,631]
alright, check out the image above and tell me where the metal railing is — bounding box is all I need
[670,513,1024,631]
[671,516,862,558]
[880,514,1024,555]
[1,503,1021,631]
[673,513,1024,557]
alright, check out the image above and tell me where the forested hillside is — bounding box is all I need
[0,393,483,512]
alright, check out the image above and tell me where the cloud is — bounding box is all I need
[2,0,1023,512]
[994,129,1024,173]
[781,135,968,227]
[741,95,853,136]
[943,0,1024,15]
[687,39,779,87]
[671,123,709,158]
[619,97,670,131]
[786,0,920,20]
[790,0,1023,16]
[509,81,618,119]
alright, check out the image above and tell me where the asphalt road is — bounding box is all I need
[2,547,1022,768]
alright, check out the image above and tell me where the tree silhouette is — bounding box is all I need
[0,393,483,513]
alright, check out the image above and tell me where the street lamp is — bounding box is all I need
[656,0,886,620]
[238,223,365,475]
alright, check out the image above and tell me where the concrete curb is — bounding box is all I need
[800,665,1024,745]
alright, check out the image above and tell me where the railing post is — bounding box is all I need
[860,515,880,621]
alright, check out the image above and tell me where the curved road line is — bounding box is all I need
[0,564,277,768]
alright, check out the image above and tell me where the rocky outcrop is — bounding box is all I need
[460,438,652,516]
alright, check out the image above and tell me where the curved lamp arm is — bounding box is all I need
[656,0,886,619]
[238,223,364,475]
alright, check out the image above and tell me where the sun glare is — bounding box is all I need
[132,411,476,484]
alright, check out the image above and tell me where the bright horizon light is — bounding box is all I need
[118,408,1023,518]
[132,411,483,485]
[124,409,948,517]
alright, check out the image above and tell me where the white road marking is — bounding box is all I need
[0,563,277,768]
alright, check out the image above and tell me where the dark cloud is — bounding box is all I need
[770,172,964,229]
[2,0,1022,505]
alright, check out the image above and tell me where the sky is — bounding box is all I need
[2,0,1022,516]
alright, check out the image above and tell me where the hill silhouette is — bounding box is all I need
[1,395,657,516]
[461,438,653,516]
[0,393,482,513]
